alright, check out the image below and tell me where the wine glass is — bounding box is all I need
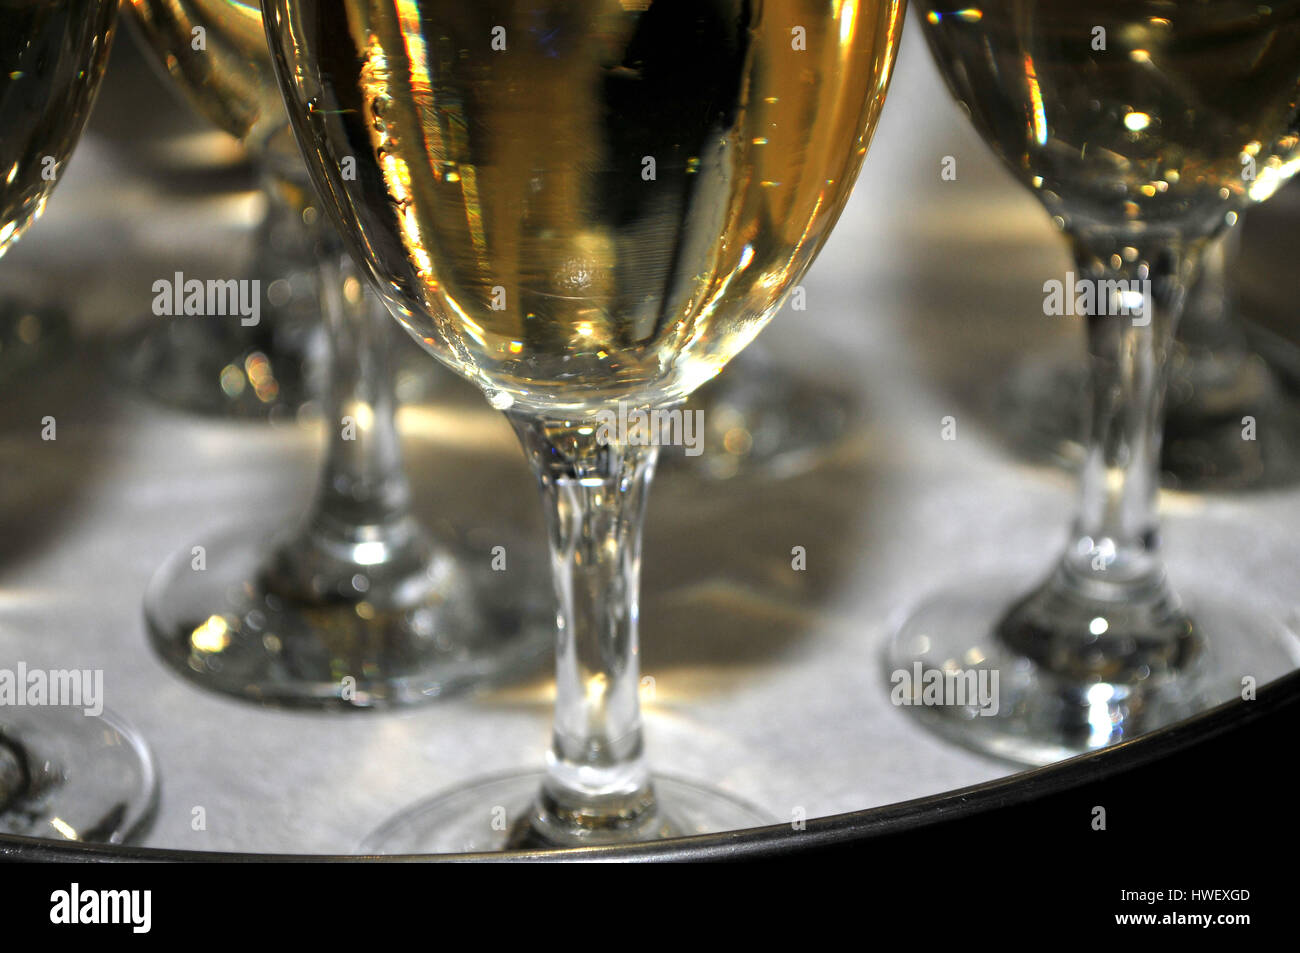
[0,0,158,843]
[128,0,551,708]
[265,0,905,850]
[888,0,1300,765]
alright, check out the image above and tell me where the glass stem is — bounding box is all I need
[1063,237,1199,592]
[312,232,410,534]
[264,224,429,606]
[248,160,318,363]
[508,414,659,844]
[999,234,1206,682]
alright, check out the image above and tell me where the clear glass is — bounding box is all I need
[889,0,1300,765]
[143,199,552,707]
[127,2,552,707]
[0,0,158,843]
[364,421,773,850]
[266,0,906,849]
[0,706,158,844]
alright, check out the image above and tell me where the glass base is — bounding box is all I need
[144,526,551,709]
[0,707,158,844]
[665,353,858,480]
[359,770,774,854]
[884,576,1300,767]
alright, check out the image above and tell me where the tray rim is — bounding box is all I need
[2,667,1292,862]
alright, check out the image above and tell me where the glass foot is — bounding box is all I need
[664,356,858,480]
[0,707,158,844]
[884,576,1300,766]
[144,526,551,708]
[359,770,774,854]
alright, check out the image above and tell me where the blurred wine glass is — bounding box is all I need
[0,0,158,843]
[888,0,1300,766]
[108,14,322,419]
[664,342,860,480]
[999,214,1300,491]
[128,0,551,708]
[266,0,905,850]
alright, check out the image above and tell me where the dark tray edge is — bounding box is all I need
[2,666,1294,862]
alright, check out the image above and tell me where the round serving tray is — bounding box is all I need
[6,28,1298,870]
